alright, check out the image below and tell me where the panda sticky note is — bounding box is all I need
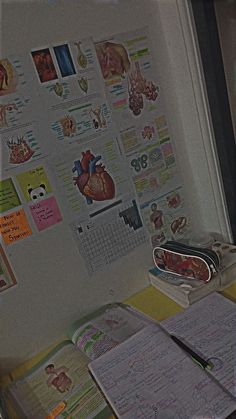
[16,166,52,203]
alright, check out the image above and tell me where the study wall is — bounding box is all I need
[0,0,231,373]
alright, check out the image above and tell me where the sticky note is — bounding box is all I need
[16,166,52,202]
[0,178,21,212]
[30,196,62,231]
[0,209,32,244]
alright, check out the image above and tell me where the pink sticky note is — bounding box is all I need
[30,196,62,231]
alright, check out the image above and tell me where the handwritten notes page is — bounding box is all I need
[89,325,236,419]
[162,292,236,397]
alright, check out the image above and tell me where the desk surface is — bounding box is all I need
[2,283,236,418]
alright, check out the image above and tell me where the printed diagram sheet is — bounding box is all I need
[0,55,45,173]
[141,186,190,247]
[95,29,191,245]
[48,135,134,220]
[70,197,147,275]
[48,135,148,274]
[95,28,159,128]
[0,28,191,264]
[30,38,112,149]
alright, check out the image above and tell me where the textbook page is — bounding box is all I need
[162,292,236,396]
[69,303,154,360]
[9,342,110,419]
[89,325,236,419]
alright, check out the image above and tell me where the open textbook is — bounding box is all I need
[6,303,153,419]
[89,293,236,419]
[6,293,236,418]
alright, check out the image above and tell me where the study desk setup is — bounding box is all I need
[1,241,236,419]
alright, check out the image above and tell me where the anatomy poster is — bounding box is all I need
[0,55,46,176]
[140,186,191,247]
[0,28,192,275]
[50,99,111,144]
[0,245,17,292]
[95,28,159,128]
[70,197,148,275]
[0,56,29,97]
[29,38,112,152]
[48,135,133,221]
[1,123,43,171]
[119,112,179,204]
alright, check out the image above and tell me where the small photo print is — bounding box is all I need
[53,44,76,77]
[31,48,58,83]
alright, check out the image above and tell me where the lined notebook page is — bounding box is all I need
[162,292,236,396]
[89,325,236,419]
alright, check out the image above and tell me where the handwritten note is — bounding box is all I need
[0,178,21,212]
[162,293,236,396]
[30,196,62,231]
[0,209,32,244]
[89,325,236,418]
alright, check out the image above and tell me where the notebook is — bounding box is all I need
[5,303,154,419]
[89,293,236,419]
[161,292,236,397]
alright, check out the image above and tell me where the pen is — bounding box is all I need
[170,334,212,370]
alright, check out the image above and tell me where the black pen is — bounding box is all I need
[170,334,212,370]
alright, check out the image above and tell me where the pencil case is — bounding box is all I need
[153,241,221,282]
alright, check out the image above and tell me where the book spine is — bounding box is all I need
[149,274,190,308]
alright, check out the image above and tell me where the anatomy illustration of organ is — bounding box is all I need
[96,41,130,80]
[0,103,18,127]
[0,63,8,90]
[89,106,106,129]
[72,150,115,204]
[7,136,34,164]
[74,42,87,69]
[0,60,18,95]
[128,62,159,116]
[60,115,76,137]
[32,50,57,83]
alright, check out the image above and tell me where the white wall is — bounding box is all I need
[0,0,232,373]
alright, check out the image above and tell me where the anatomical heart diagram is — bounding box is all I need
[72,150,115,204]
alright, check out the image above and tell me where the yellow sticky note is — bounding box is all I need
[16,166,52,202]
